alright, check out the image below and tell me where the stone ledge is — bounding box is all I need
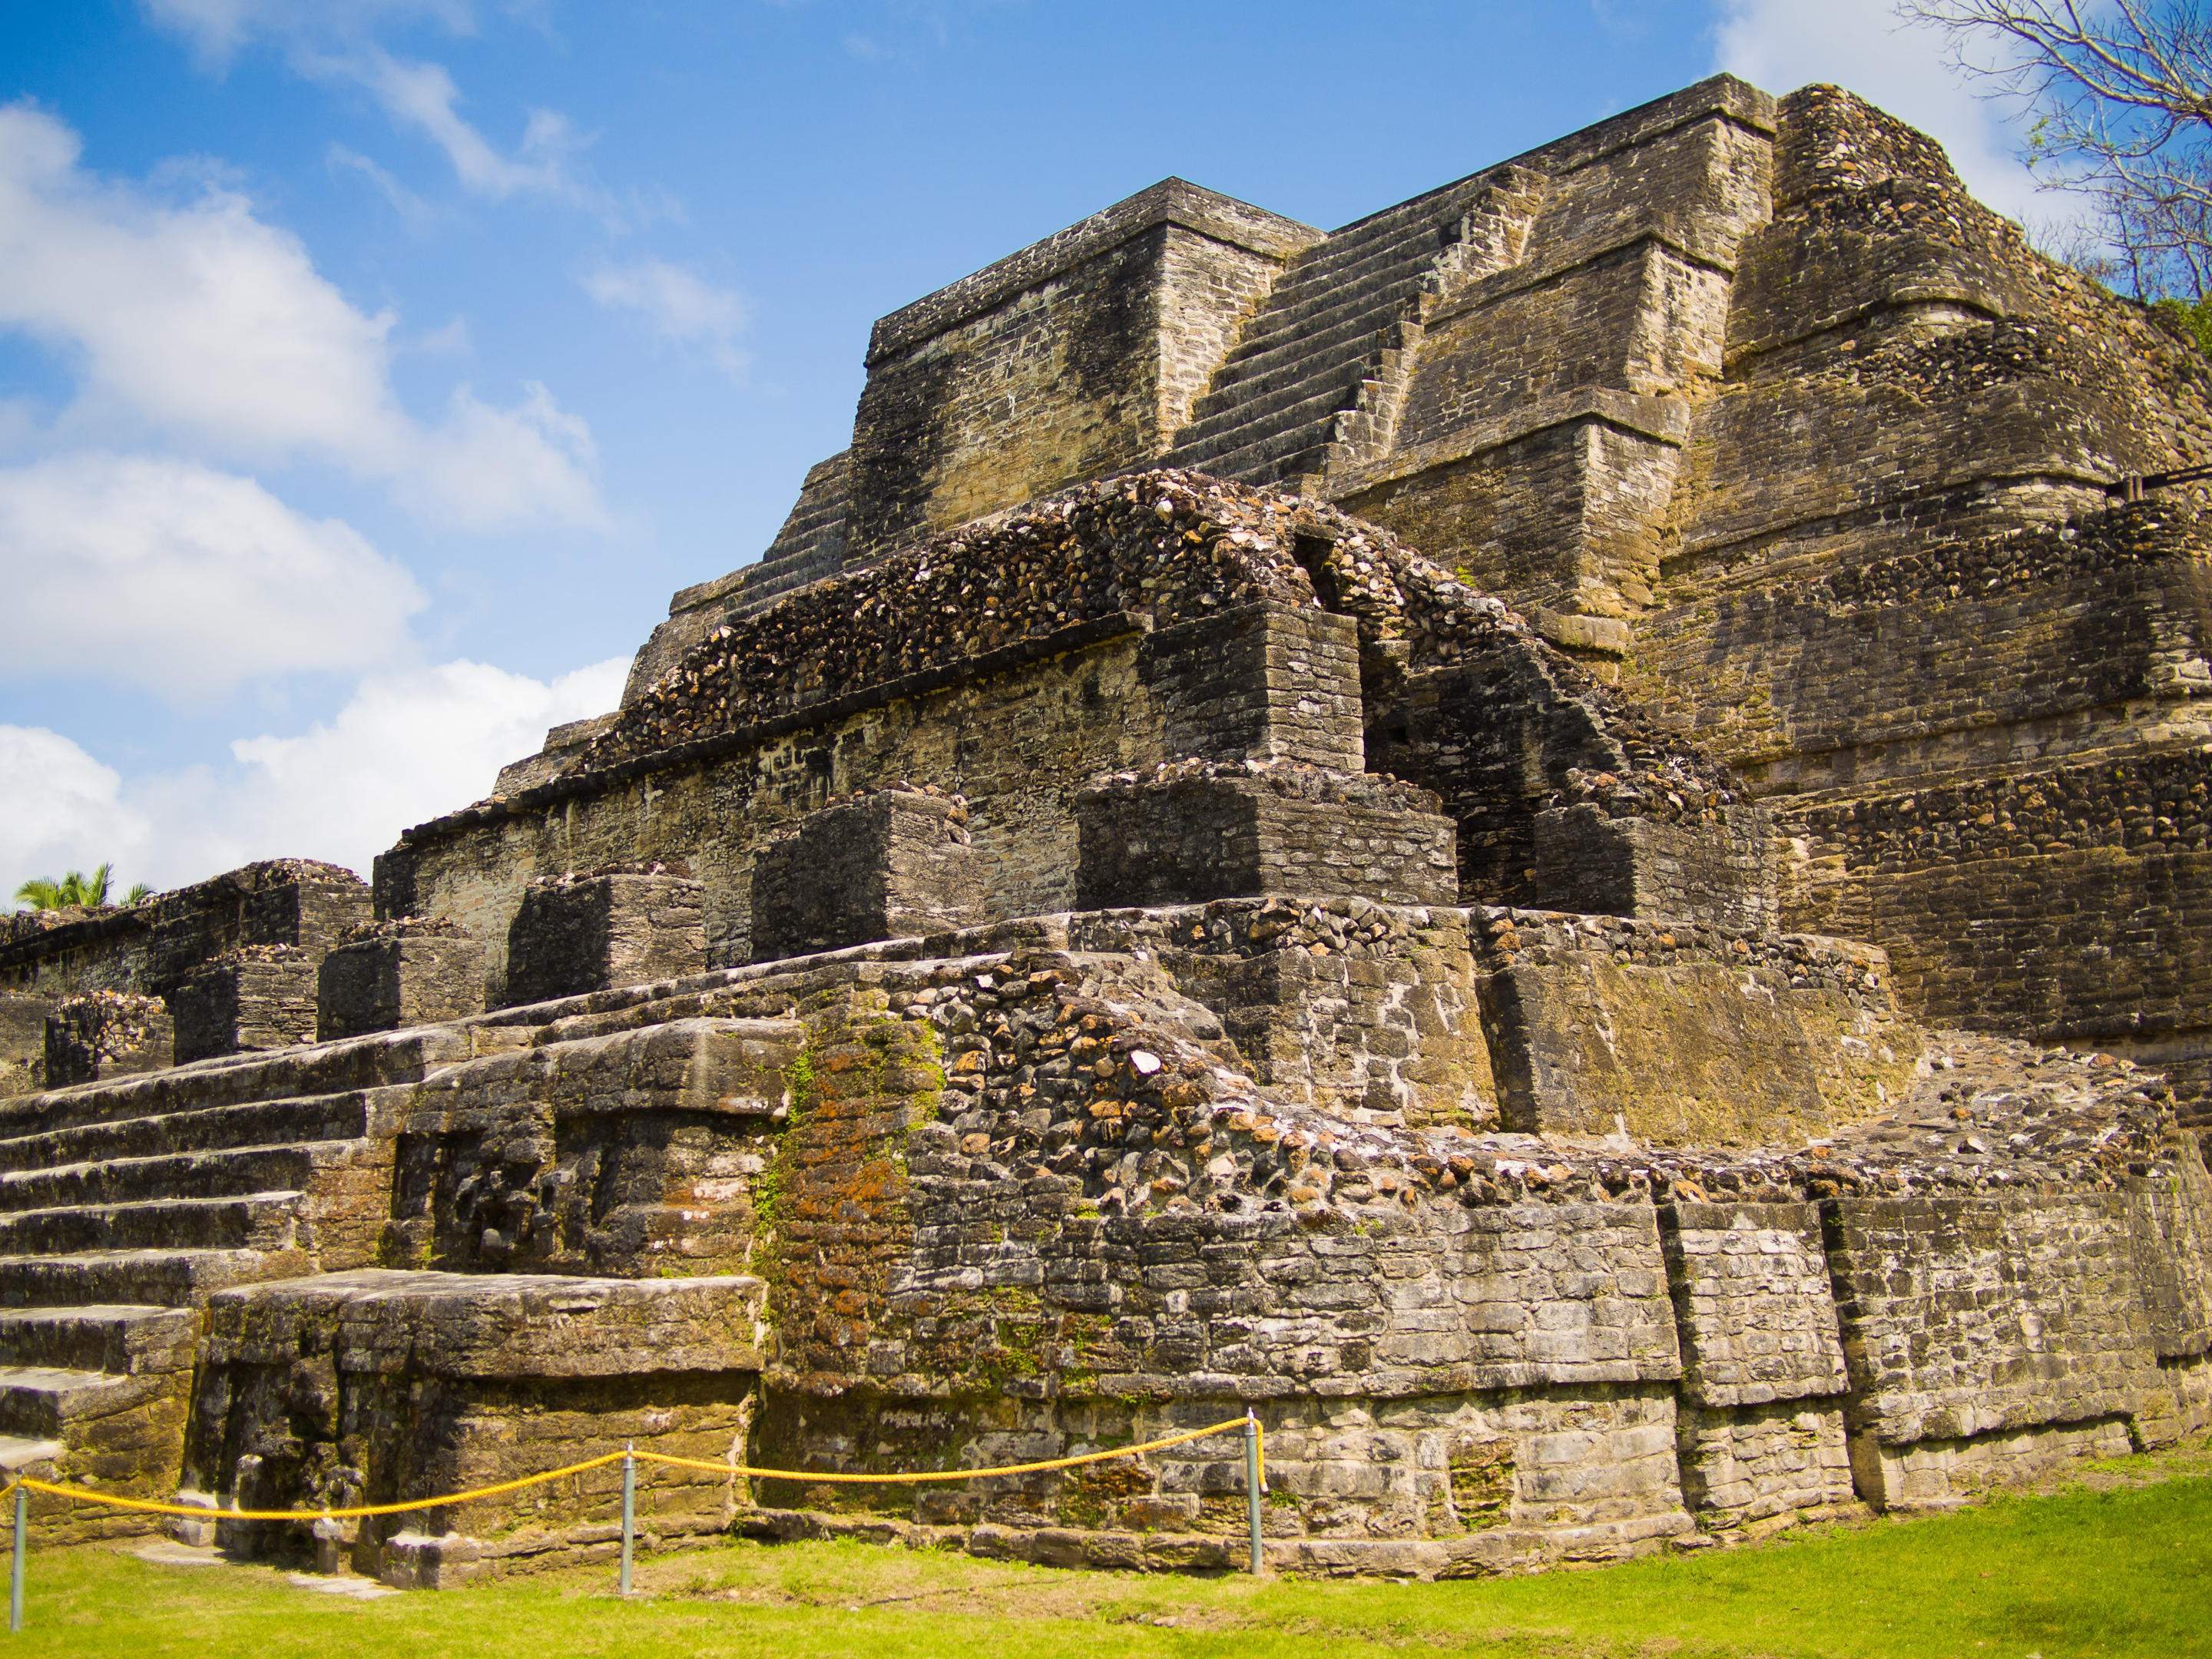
[396,609,1152,848]
[200,1268,769,1379]
[866,179,1321,366]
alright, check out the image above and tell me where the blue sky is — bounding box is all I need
[0,0,2044,900]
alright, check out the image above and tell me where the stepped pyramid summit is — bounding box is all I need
[2,75,2210,1585]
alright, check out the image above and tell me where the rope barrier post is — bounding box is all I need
[1243,1411,1263,1577]
[619,1443,634,1597]
[10,1481,25,1633]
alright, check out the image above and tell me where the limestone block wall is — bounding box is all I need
[0,992,45,1096]
[500,865,706,1009]
[1674,1402,1856,1536]
[0,860,368,1001]
[44,991,174,1086]
[183,1272,765,1580]
[750,788,985,961]
[1141,604,1366,771]
[1660,1201,1848,1408]
[1530,803,1776,929]
[1074,764,1458,910]
[316,921,486,1041]
[724,943,2212,1558]
[380,1017,797,1277]
[1626,508,2212,797]
[1069,899,1497,1130]
[1470,911,1912,1142]
[847,181,1315,555]
[1823,1195,2170,1487]
[171,947,319,1065]
[2126,1157,2212,1359]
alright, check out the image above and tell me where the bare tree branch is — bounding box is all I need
[1898,1,2212,296]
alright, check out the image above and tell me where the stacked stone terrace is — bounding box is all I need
[2,75,2210,1587]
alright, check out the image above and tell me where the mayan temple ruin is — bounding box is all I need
[0,73,2209,1586]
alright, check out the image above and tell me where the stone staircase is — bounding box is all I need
[723,449,853,620]
[0,1032,449,1535]
[0,982,802,1555]
[1166,166,1548,489]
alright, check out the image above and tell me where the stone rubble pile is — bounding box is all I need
[1557,761,1741,826]
[1078,755,1440,814]
[338,916,474,943]
[50,988,169,1064]
[571,469,1515,777]
[783,781,972,838]
[887,945,2186,1228]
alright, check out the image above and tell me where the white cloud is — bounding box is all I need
[0,453,425,700]
[0,727,147,897]
[141,0,475,68]
[0,654,627,897]
[1713,0,2047,223]
[0,101,605,529]
[326,141,445,232]
[144,2,634,221]
[581,257,750,381]
[336,45,593,206]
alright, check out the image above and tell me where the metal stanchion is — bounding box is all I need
[11,1483,25,1632]
[1243,1412,1263,1576]
[619,1444,634,1596]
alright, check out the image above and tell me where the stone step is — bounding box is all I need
[0,1193,303,1259]
[0,1365,145,1438]
[1175,390,1359,481]
[1283,196,1466,282]
[0,1028,459,1141]
[0,1141,360,1216]
[1182,356,1373,444]
[0,1435,61,1476]
[0,1090,377,1172]
[1242,190,1496,304]
[1200,303,1412,406]
[0,1305,196,1376]
[1174,420,1343,487]
[1226,256,1442,359]
[0,1248,283,1310]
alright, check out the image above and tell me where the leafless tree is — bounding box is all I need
[1899,2,2212,297]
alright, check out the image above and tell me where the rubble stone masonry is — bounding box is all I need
[4,74,2212,1584]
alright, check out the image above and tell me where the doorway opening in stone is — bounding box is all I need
[1292,532,1346,614]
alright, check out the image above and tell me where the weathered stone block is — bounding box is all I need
[44,992,173,1086]
[1531,803,1777,929]
[316,919,485,1041]
[1476,918,1913,1142]
[1846,1418,2134,1515]
[1675,1401,1856,1532]
[1139,603,1365,770]
[1822,1194,2167,1449]
[184,1269,765,1571]
[750,789,984,962]
[171,947,317,1065]
[379,1017,800,1277]
[1070,899,1495,1128]
[502,862,705,1008]
[2125,1154,2212,1360]
[0,992,51,1097]
[1075,763,1456,909]
[1659,1201,1847,1407]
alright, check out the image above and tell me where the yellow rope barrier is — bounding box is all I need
[0,1416,1258,1522]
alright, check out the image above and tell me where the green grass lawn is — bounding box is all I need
[14,1442,2211,1659]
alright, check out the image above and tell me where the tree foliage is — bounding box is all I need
[15,863,123,911]
[1902,2,2212,299]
